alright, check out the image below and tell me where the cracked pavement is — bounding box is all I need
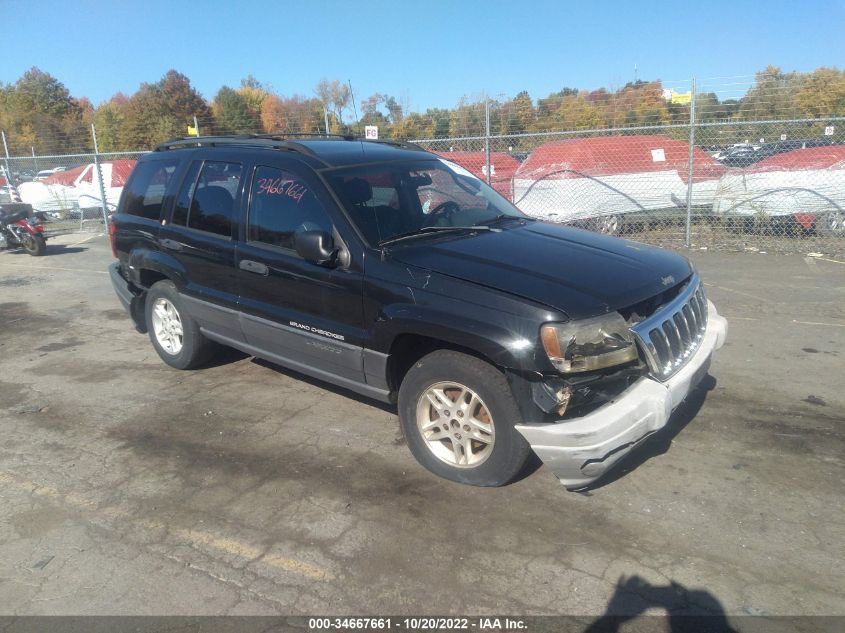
[0,233,843,615]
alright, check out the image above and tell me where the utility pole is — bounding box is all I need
[684,77,697,248]
[484,97,492,185]
[1,131,13,187]
[91,124,111,227]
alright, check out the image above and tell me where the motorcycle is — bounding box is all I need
[0,203,48,256]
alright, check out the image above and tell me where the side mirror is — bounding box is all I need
[294,230,337,266]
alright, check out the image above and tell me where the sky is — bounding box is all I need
[3,0,845,110]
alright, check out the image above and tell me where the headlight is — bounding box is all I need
[540,313,638,373]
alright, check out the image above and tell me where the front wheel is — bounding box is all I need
[817,210,845,236]
[592,214,622,235]
[398,350,531,486]
[22,233,46,256]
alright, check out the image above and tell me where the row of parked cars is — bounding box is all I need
[439,135,845,236]
[9,134,844,237]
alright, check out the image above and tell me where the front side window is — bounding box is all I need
[327,158,523,245]
[247,166,332,250]
[122,159,179,220]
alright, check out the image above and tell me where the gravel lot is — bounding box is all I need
[0,233,843,617]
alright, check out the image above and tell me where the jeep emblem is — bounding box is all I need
[661,275,675,286]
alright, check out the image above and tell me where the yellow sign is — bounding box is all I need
[187,125,198,136]
[671,90,692,105]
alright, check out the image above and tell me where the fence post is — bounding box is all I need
[684,77,697,248]
[484,97,492,185]
[31,146,38,172]
[1,131,13,188]
[90,124,111,228]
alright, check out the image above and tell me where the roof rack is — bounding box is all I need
[364,138,427,152]
[152,134,357,162]
[152,134,429,165]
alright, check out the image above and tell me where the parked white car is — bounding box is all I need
[713,146,845,234]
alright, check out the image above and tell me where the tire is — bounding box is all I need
[817,210,845,236]
[592,214,621,235]
[22,233,46,256]
[398,350,531,487]
[144,280,213,370]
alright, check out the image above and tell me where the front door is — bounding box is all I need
[236,161,366,385]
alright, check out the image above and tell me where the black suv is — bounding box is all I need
[109,135,727,490]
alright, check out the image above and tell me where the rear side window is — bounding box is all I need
[171,161,202,226]
[122,159,178,220]
[171,161,242,237]
[248,165,332,250]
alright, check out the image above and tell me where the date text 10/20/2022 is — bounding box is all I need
[308,618,528,631]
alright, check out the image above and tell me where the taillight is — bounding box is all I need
[108,221,118,258]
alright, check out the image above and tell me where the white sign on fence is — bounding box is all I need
[365,125,379,140]
[650,148,666,162]
[824,125,835,136]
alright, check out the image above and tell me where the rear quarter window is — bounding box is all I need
[122,159,179,220]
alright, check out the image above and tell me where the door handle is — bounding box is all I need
[159,238,183,251]
[239,259,269,276]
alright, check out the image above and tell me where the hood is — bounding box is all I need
[389,222,693,319]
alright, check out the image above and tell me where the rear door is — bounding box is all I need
[159,155,246,342]
[115,157,179,272]
[236,160,367,385]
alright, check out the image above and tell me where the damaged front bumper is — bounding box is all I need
[515,300,727,489]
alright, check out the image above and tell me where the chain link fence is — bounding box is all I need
[2,74,843,253]
[415,125,845,256]
[1,127,148,234]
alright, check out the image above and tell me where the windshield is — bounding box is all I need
[326,158,525,246]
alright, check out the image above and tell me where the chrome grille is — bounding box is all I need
[630,274,709,380]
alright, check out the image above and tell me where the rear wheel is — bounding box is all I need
[593,214,621,235]
[145,280,213,369]
[398,350,531,486]
[21,233,46,256]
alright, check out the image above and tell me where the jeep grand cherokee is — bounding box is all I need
[108,135,727,489]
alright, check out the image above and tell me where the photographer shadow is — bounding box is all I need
[584,575,738,633]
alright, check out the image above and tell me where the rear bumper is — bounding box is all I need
[110,262,147,332]
[515,300,727,489]
[109,261,134,316]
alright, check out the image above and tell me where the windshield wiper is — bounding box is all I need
[479,214,535,225]
[379,225,499,247]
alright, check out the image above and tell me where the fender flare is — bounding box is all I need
[127,248,189,289]
[375,303,544,374]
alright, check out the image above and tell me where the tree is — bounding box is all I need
[237,75,267,118]
[92,97,126,151]
[512,90,534,132]
[315,79,350,126]
[554,93,604,130]
[794,67,845,119]
[0,67,85,153]
[737,65,803,120]
[260,93,325,135]
[212,86,254,134]
[119,70,211,148]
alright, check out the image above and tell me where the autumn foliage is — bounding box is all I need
[0,65,843,154]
